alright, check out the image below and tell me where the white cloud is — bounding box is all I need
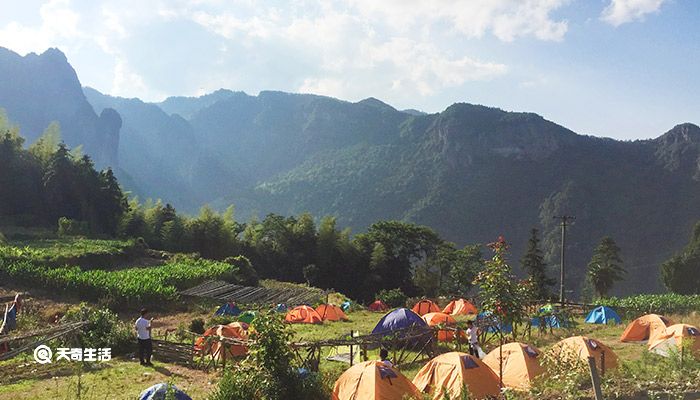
[601,0,667,27]
[0,0,83,54]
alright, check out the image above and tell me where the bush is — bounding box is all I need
[377,288,407,308]
[189,318,205,334]
[57,217,89,237]
[224,255,259,286]
[62,303,133,355]
[209,311,329,400]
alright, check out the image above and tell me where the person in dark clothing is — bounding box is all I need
[135,308,153,366]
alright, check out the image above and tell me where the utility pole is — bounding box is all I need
[553,215,575,304]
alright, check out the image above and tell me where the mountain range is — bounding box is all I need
[2,46,700,296]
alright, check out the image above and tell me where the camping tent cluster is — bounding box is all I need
[620,313,700,358]
[332,335,620,400]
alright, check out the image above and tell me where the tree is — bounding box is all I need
[474,236,527,332]
[661,222,700,294]
[520,228,555,301]
[445,245,483,297]
[29,121,61,167]
[586,237,625,298]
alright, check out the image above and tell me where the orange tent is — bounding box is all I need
[551,336,618,371]
[413,352,500,400]
[316,304,349,322]
[194,322,249,360]
[422,312,464,342]
[412,300,441,316]
[482,342,544,391]
[332,360,421,400]
[443,299,478,316]
[285,305,323,324]
[368,300,389,312]
[648,324,700,357]
[620,314,673,342]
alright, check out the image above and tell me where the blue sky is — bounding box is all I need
[0,0,697,139]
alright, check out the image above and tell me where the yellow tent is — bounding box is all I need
[316,304,349,322]
[620,314,672,342]
[551,336,618,371]
[422,312,465,342]
[648,324,700,357]
[412,352,500,400]
[482,342,544,391]
[332,360,421,400]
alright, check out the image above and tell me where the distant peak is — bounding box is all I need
[357,97,396,111]
[657,123,700,142]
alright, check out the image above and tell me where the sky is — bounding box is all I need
[0,0,697,140]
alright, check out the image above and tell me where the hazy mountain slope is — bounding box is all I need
[0,47,120,168]
[4,46,699,295]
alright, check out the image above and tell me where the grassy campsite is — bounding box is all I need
[2,237,700,399]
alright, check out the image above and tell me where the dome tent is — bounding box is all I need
[413,352,500,400]
[442,298,478,316]
[316,304,349,322]
[237,310,257,325]
[285,305,323,324]
[620,314,672,342]
[648,324,700,357]
[422,312,464,342]
[371,308,427,336]
[483,342,544,391]
[412,299,441,316]
[368,300,389,312]
[585,306,621,325]
[551,336,618,371]
[332,360,421,400]
[139,383,192,400]
[194,322,249,359]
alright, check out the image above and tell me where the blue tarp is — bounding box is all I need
[371,308,427,336]
[585,306,621,325]
[531,314,569,328]
[341,301,351,312]
[476,312,513,334]
[214,303,241,317]
[139,383,192,400]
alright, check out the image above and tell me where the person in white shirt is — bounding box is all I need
[135,308,153,366]
[466,320,483,358]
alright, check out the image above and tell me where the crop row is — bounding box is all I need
[0,258,233,306]
[0,238,144,268]
[599,293,700,317]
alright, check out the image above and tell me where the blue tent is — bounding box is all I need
[275,303,288,313]
[585,306,621,325]
[531,314,569,328]
[214,303,241,317]
[340,301,352,312]
[139,383,192,400]
[476,312,513,334]
[371,308,427,336]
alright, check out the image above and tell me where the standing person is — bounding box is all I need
[135,308,153,366]
[466,320,483,358]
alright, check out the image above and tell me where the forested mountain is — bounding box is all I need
[2,46,700,295]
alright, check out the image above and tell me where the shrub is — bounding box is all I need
[599,294,700,318]
[377,288,407,308]
[62,303,133,355]
[224,255,259,286]
[57,217,90,237]
[209,311,329,400]
[189,318,205,334]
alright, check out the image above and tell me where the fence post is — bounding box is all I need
[601,351,605,377]
[349,330,354,366]
[587,356,603,400]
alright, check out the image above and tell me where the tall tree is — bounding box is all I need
[661,222,700,294]
[586,237,625,298]
[520,228,555,301]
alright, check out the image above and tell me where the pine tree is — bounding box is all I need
[587,237,625,298]
[520,228,555,300]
